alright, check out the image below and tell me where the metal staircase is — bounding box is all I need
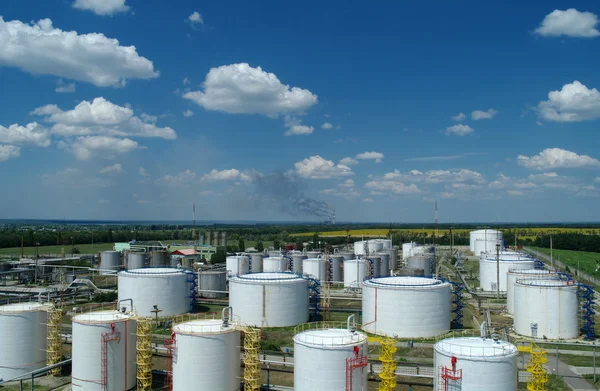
[578,283,596,340]
[449,281,465,329]
[305,276,321,321]
[345,346,368,391]
[101,323,121,391]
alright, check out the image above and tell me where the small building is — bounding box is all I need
[171,248,201,264]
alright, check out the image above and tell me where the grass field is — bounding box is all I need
[532,247,600,278]
[0,242,116,257]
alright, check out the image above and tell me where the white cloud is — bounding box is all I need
[356,151,384,163]
[381,169,486,184]
[32,98,176,139]
[537,81,600,122]
[41,167,113,188]
[517,148,600,170]
[339,157,359,166]
[60,136,139,160]
[73,0,130,15]
[158,169,199,186]
[138,167,148,177]
[0,145,20,162]
[284,124,314,136]
[98,199,110,204]
[471,108,497,120]
[294,155,354,179]
[183,63,318,116]
[183,77,190,86]
[0,17,157,87]
[595,177,600,183]
[362,198,374,203]
[321,122,333,129]
[98,163,123,174]
[364,179,422,195]
[183,110,194,117]
[319,179,360,199]
[0,122,50,147]
[188,11,204,25]
[201,169,252,183]
[55,79,76,93]
[535,9,600,38]
[452,112,466,121]
[446,124,474,136]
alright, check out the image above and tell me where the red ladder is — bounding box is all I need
[164,333,176,391]
[346,347,368,391]
[439,356,462,391]
[100,323,121,391]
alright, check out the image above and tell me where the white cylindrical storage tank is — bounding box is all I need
[329,255,344,283]
[229,273,308,327]
[127,252,146,270]
[362,277,451,338]
[383,248,398,271]
[0,302,49,382]
[470,229,503,256]
[292,254,307,274]
[307,251,322,258]
[100,251,120,274]
[367,256,381,278]
[514,279,579,339]
[339,251,355,261]
[353,241,367,256]
[118,268,191,317]
[376,252,390,277]
[479,254,535,292]
[506,269,560,315]
[396,268,425,277]
[263,256,289,273]
[294,326,368,391]
[268,250,282,258]
[198,270,227,299]
[380,239,392,250]
[150,250,170,267]
[303,258,326,281]
[71,311,137,391]
[368,240,384,255]
[343,259,368,288]
[172,319,240,391]
[402,242,415,261]
[250,254,263,273]
[434,337,517,391]
[407,255,435,277]
[226,256,250,277]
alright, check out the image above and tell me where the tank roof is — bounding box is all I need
[470,229,502,234]
[435,337,517,357]
[119,267,187,276]
[508,268,557,275]
[294,328,367,347]
[516,279,577,288]
[73,310,131,323]
[0,302,49,313]
[363,276,448,288]
[174,319,237,335]
[230,272,305,283]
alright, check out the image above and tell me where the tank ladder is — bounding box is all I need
[185,270,198,312]
[136,318,153,390]
[517,342,548,391]
[163,332,176,391]
[534,258,545,269]
[368,337,397,391]
[578,283,596,340]
[305,276,321,321]
[45,305,63,376]
[438,357,462,391]
[101,323,121,391]
[345,346,368,391]
[243,327,261,391]
[449,281,465,329]
[368,258,375,278]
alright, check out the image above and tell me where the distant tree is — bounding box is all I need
[71,247,80,254]
[256,241,264,252]
[313,233,319,249]
[211,250,226,264]
[273,239,281,250]
[295,240,304,252]
[238,238,246,252]
[107,228,113,243]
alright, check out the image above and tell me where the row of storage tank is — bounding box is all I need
[0,302,520,391]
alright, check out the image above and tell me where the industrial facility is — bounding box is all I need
[0,229,596,391]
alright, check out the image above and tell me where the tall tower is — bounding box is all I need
[434,200,438,246]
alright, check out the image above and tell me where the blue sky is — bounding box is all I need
[1,0,600,223]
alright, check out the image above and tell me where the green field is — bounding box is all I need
[0,242,116,257]
[532,247,600,277]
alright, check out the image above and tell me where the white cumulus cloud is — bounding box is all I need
[339,157,359,166]
[356,151,384,163]
[73,0,130,15]
[98,163,123,174]
[0,145,20,162]
[537,81,600,122]
[446,124,474,136]
[55,79,76,93]
[294,155,354,179]
[138,167,149,177]
[183,110,194,117]
[0,122,50,147]
[535,9,600,38]
[201,169,251,182]
[60,136,139,160]
[452,113,466,121]
[183,63,318,116]
[0,17,157,87]
[188,11,204,25]
[517,148,600,170]
[285,124,314,136]
[321,122,333,129]
[364,179,422,195]
[471,108,497,120]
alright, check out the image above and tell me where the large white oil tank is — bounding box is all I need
[172,316,240,391]
[307,251,322,258]
[514,279,579,339]
[229,273,308,327]
[343,259,368,288]
[470,229,503,256]
[150,250,170,267]
[292,254,307,274]
[402,242,415,261]
[339,251,355,261]
[368,256,381,278]
[100,251,120,274]
[329,255,344,282]
[434,337,517,391]
[226,256,250,277]
[362,277,451,338]
[250,254,263,273]
[383,248,398,271]
[0,302,49,382]
[354,240,384,256]
[118,268,191,317]
[294,318,368,391]
[127,252,146,270]
[479,253,535,292]
[71,311,137,391]
[506,269,560,315]
[198,270,227,299]
[380,239,392,250]
[263,257,289,273]
[376,252,390,277]
[303,258,326,281]
[407,255,435,277]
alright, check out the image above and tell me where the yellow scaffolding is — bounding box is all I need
[368,336,397,391]
[243,327,261,391]
[517,342,548,391]
[46,305,63,376]
[136,318,153,390]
